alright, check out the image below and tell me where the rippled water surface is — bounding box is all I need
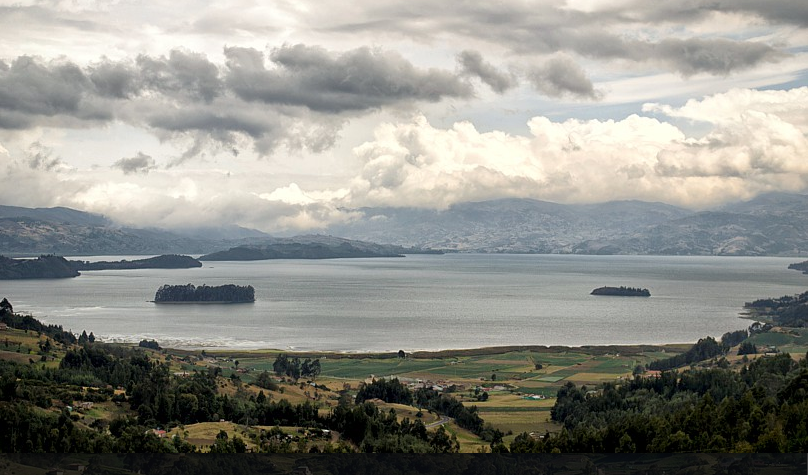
[4,254,806,351]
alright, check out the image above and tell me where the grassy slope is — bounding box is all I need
[14,320,808,452]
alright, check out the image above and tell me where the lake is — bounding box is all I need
[3,254,806,352]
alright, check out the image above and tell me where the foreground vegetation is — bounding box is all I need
[2,291,808,454]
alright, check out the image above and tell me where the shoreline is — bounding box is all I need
[114,340,694,359]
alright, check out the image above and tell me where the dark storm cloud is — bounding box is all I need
[620,0,808,27]
[89,61,140,99]
[225,44,473,112]
[0,55,112,128]
[137,50,223,102]
[0,45,476,156]
[112,152,156,174]
[528,56,600,100]
[457,50,516,93]
[322,1,787,76]
[652,38,784,76]
[147,105,275,138]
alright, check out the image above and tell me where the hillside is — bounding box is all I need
[200,235,418,260]
[326,193,808,255]
[0,207,262,256]
[4,193,808,256]
[71,254,203,271]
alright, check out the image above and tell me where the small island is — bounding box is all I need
[591,286,651,297]
[154,284,255,303]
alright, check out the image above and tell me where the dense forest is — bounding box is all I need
[511,352,808,453]
[154,284,255,303]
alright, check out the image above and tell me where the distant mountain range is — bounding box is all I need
[2,192,808,256]
[0,206,268,256]
[325,192,808,256]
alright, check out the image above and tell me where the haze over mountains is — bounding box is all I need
[327,192,808,256]
[2,192,808,256]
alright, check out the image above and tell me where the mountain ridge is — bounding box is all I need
[2,192,808,256]
[326,192,808,255]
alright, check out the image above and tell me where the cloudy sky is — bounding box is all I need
[1,1,807,232]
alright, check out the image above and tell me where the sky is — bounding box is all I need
[0,0,807,232]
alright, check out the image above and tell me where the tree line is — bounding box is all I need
[511,352,808,453]
[271,353,321,380]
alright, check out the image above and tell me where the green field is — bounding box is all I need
[749,329,808,355]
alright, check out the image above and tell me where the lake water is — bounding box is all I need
[2,254,806,352]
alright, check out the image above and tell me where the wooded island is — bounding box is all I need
[590,286,651,297]
[153,284,255,303]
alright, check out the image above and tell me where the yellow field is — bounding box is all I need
[168,421,256,450]
[472,393,555,409]
[478,411,556,437]
[0,349,35,364]
[564,372,629,383]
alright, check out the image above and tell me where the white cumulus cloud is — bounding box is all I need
[345,87,808,210]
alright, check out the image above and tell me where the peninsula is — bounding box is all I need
[71,254,202,271]
[0,254,202,279]
[0,255,79,279]
[788,260,808,275]
[591,286,651,297]
[200,240,405,261]
[154,283,255,303]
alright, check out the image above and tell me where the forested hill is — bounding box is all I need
[0,255,202,279]
[71,255,202,270]
[517,352,808,453]
[200,235,426,260]
[0,255,79,279]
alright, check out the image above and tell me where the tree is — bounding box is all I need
[738,341,757,355]
[398,350,406,359]
[301,359,321,380]
[255,371,279,391]
[0,298,12,315]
